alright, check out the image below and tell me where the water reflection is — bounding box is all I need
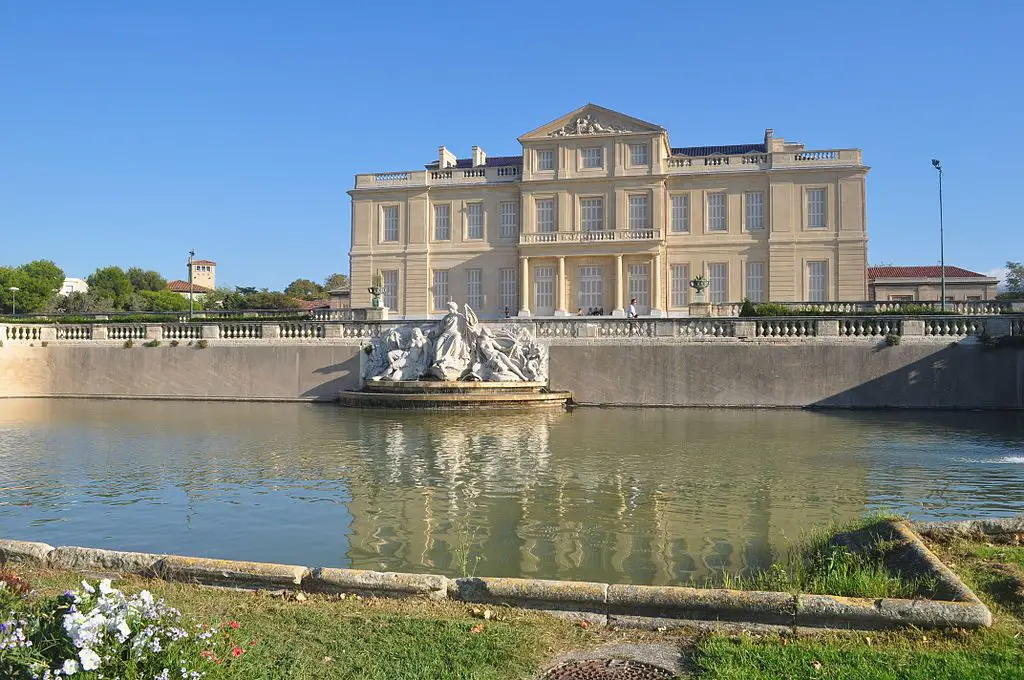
[0,400,1021,584]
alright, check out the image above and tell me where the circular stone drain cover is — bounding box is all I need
[541,659,676,680]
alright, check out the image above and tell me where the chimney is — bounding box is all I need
[438,145,457,169]
[471,145,487,167]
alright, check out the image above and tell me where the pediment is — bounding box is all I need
[519,104,665,141]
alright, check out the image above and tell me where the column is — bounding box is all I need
[554,256,568,316]
[612,254,625,317]
[651,253,664,317]
[518,256,531,317]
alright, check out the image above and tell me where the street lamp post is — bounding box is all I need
[7,286,19,315]
[188,249,195,319]
[931,159,946,312]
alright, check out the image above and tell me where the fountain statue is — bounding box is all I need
[363,302,548,384]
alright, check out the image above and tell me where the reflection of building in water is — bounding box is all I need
[342,409,872,584]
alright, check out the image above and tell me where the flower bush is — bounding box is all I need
[0,572,246,679]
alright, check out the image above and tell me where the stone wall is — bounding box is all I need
[549,342,1024,409]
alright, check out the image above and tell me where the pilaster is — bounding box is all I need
[554,256,568,316]
[518,256,531,317]
[612,254,625,316]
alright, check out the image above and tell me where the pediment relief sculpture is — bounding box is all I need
[548,114,634,137]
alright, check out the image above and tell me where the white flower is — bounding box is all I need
[116,620,131,639]
[99,579,115,595]
[81,581,95,594]
[62,658,80,675]
[79,648,102,671]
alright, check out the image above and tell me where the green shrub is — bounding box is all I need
[143,339,161,348]
[884,333,901,346]
[123,339,134,348]
[752,303,792,317]
[169,340,179,347]
[196,339,208,349]
[739,298,757,317]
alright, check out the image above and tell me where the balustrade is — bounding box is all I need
[599,319,654,338]
[161,324,203,340]
[839,318,901,337]
[756,319,816,338]
[4,326,41,341]
[677,320,733,338]
[218,323,263,340]
[55,326,92,340]
[924,318,983,337]
[1012,318,1024,337]
[279,322,325,339]
[107,325,146,341]
[373,172,409,183]
[535,321,579,338]
[520,229,661,245]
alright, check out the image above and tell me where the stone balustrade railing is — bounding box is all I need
[520,228,662,245]
[3,315,1022,346]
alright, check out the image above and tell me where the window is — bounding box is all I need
[466,203,483,239]
[629,143,648,166]
[578,266,604,311]
[381,270,398,310]
[534,266,554,314]
[745,191,764,231]
[807,261,827,302]
[709,263,728,303]
[582,147,602,169]
[500,268,518,313]
[499,201,519,239]
[628,264,650,314]
[433,204,450,241]
[671,264,689,307]
[966,296,982,301]
[382,206,399,242]
[745,262,765,303]
[807,188,826,229]
[889,295,914,302]
[671,194,689,233]
[707,193,727,232]
[466,268,483,309]
[432,270,449,310]
[580,197,604,232]
[536,198,556,236]
[537,149,554,171]
[628,195,649,233]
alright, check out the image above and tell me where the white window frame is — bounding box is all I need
[708,263,728,303]
[670,194,690,233]
[499,201,519,239]
[381,270,399,311]
[628,195,649,233]
[534,266,555,315]
[671,264,689,307]
[707,192,727,232]
[537,149,554,172]
[499,268,518,313]
[466,203,484,240]
[432,270,449,311]
[807,188,827,229]
[466,268,484,309]
[578,265,604,311]
[629,143,649,167]
[807,261,828,302]
[627,263,650,314]
[745,262,765,303]
[581,147,603,169]
[580,197,604,232]
[536,198,556,236]
[433,203,450,241]
[745,191,764,231]
[381,205,399,242]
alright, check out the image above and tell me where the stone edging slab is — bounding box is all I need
[0,521,992,632]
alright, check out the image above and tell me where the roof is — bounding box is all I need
[670,143,765,157]
[166,280,214,294]
[425,155,522,170]
[294,298,330,310]
[868,266,994,280]
[191,259,216,266]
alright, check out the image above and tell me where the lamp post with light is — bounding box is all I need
[931,159,946,312]
[187,249,195,319]
[7,286,19,315]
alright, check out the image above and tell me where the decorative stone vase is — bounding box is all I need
[689,274,710,304]
[368,286,382,309]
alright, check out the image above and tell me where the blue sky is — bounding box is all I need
[2,1,1021,289]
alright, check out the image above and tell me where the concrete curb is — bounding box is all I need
[0,532,992,631]
[915,515,1024,544]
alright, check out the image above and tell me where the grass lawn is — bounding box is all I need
[6,528,1023,679]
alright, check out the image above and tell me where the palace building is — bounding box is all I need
[348,104,869,318]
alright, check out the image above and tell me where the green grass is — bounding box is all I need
[972,545,1024,570]
[13,568,594,680]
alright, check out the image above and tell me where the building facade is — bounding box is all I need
[349,104,869,318]
[868,266,999,302]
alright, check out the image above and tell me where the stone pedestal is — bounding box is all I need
[40,326,57,342]
[733,320,755,339]
[984,317,1011,338]
[688,303,711,318]
[92,326,108,340]
[201,324,220,340]
[654,320,676,337]
[901,320,925,336]
[815,319,840,336]
[1011,302,1024,313]
[261,323,281,339]
[365,307,389,321]
[145,325,162,341]
[324,323,344,339]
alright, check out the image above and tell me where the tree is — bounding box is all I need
[127,267,167,292]
[87,266,134,310]
[323,273,349,292]
[45,291,114,315]
[1005,261,1023,293]
[138,289,190,312]
[284,278,324,301]
[0,260,65,314]
[241,291,301,310]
